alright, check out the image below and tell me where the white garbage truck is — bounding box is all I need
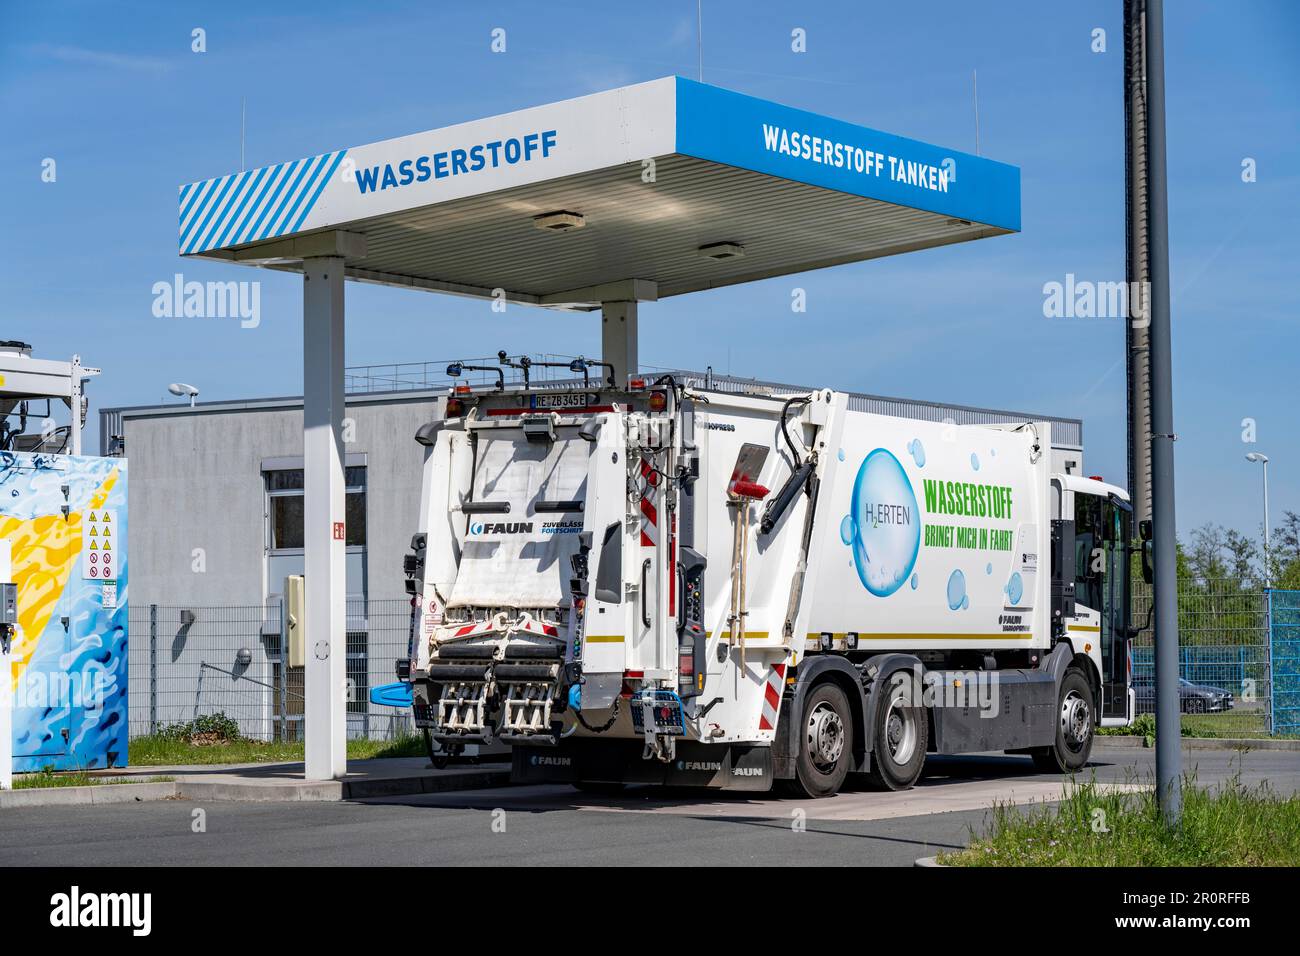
[402,366,1136,797]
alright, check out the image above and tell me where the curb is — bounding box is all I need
[914,856,946,867]
[1097,736,1300,752]
[2,768,513,808]
[0,781,178,809]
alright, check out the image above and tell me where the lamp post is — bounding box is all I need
[1246,452,1271,588]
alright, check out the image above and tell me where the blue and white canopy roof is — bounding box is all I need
[179,77,1019,306]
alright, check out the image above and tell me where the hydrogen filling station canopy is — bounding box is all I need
[177,76,1021,779]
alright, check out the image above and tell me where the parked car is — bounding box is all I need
[1132,676,1235,714]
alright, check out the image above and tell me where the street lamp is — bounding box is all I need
[167,382,199,408]
[1246,452,1271,588]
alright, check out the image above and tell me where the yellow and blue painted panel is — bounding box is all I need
[1,452,128,771]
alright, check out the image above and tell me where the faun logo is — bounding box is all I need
[731,766,764,777]
[677,760,722,772]
[471,521,534,535]
[530,754,571,767]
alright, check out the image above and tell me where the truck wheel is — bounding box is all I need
[423,730,450,769]
[865,671,927,791]
[1031,669,1094,773]
[789,683,854,798]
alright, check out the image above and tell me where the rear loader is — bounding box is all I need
[401,365,1135,797]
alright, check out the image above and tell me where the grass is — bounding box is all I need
[941,773,1300,867]
[10,771,174,790]
[128,733,427,766]
[1097,711,1299,743]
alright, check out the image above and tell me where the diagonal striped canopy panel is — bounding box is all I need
[179,150,348,255]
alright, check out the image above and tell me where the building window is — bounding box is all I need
[266,467,367,548]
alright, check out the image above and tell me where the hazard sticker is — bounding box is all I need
[83,508,121,580]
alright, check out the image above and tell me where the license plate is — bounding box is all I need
[530,392,597,410]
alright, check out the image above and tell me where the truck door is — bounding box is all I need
[1074,493,1131,720]
[1099,498,1132,720]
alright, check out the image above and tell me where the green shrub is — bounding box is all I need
[155,712,243,743]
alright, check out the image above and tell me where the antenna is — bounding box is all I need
[241,96,246,170]
[697,1,703,81]
[972,69,981,156]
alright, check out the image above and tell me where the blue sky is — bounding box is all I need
[2,0,1297,541]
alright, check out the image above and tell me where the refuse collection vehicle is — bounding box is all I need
[401,366,1136,797]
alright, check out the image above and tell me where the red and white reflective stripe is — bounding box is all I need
[639,457,658,547]
[758,663,787,731]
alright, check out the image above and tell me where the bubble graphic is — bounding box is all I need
[837,448,846,462]
[847,448,921,597]
[910,573,918,590]
[907,439,926,468]
[986,562,993,575]
[840,514,856,546]
[961,595,969,610]
[946,569,966,611]
[990,448,996,457]
[1005,571,1024,605]
[970,453,980,471]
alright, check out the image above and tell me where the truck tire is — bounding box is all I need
[1031,668,1094,773]
[423,729,450,769]
[865,671,927,791]
[788,682,854,798]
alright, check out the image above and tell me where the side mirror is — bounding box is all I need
[1137,519,1154,584]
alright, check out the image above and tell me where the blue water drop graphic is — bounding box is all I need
[990,448,996,457]
[910,572,918,590]
[1005,571,1024,605]
[986,562,993,575]
[837,448,845,462]
[961,595,969,610]
[840,514,856,546]
[946,569,966,611]
[970,453,980,471]
[907,439,926,468]
[848,448,921,597]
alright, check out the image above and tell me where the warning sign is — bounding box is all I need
[83,508,122,580]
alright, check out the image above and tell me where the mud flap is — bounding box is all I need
[512,739,773,791]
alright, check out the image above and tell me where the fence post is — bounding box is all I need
[278,597,288,743]
[1267,589,1275,736]
[148,603,158,735]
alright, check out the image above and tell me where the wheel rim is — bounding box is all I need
[1060,690,1091,753]
[884,694,918,766]
[805,701,845,772]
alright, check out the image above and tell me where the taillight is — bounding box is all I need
[445,398,465,417]
[648,390,667,412]
[628,377,646,391]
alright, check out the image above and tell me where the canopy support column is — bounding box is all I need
[601,300,638,386]
[302,254,348,781]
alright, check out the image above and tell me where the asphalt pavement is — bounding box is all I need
[3,743,1295,867]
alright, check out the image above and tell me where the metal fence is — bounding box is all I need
[129,599,414,741]
[1131,579,1272,735]
[1271,590,1300,736]
[127,583,1292,742]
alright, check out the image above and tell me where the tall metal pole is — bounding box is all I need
[1124,1,1153,526]
[1260,458,1271,588]
[1143,0,1182,825]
